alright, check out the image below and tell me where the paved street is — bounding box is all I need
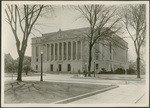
[4,73,148,106]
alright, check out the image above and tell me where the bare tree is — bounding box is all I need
[121,4,146,78]
[75,5,121,76]
[5,5,49,81]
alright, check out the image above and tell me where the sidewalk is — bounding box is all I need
[68,84,146,105]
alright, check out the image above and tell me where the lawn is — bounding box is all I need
[4,81,113,103]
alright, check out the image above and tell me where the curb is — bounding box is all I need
[52,85,119,104]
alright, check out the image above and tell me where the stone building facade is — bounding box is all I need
[31,27,128,73]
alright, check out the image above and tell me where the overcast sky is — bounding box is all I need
[3,5,139,61]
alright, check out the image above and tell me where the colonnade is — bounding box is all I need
[33,41,82,62]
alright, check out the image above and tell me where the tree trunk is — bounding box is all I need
[17,54,24,81]
[136,54,140,78]
[88,45,92,76]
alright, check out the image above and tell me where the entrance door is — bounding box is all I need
[59,64,61,71]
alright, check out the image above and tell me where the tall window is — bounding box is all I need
[63,42,66,60]
[47,44,49,61]
[96,64,99,69]
[36,46,39,62]
[58,64,62,71]
[73,42,76,60]
[68,64,71,71]
[36,46,39,57]
[68,42,71,60]
[59,43,62,60]
[77,41,81,60]
[32,46,34,62]
[55,43,58,60]
[51,44,53,61]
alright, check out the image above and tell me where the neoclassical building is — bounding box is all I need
[31,27,128,73]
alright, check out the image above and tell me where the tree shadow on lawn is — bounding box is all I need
[4,81,113,103]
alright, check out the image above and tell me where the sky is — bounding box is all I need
[3,5,139,61]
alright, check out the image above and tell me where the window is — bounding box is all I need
[36,47,39,62]
[96,64,98,69]
[68,64,71,71]
[36,65,38,70]
[50,64,53,71]
[36,46,39,57]
[58,64,61,71]
[96,55,99,60]
[36,58,38,62]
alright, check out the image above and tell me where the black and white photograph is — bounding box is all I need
[1,1,149,107]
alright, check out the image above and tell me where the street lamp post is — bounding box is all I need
[94,62,95,77]
[40,49,43,81]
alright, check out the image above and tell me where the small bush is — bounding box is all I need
[99,68,107,74]
[127,68,136,75]
[99,68,126,74]
[78,70,81,74]
[114,68,125,74]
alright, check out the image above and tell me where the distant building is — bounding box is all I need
[31,27,129,73]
